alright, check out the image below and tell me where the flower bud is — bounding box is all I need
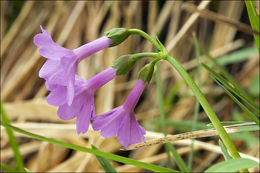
[105,28,130,47]
[112,55,136,75]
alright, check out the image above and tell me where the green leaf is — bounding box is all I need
[245,0,260,53]
[1,103,24,172]
[204,158,259,172]
[0,122,177,173]
[219,140,232,161]
[91,145,117,173]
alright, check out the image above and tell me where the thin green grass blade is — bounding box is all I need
[213,78,260,126]
[207,121,250,127]
[155,63,167,136]
[219,140,232,161]
[249,73,260,96]
[245,0,260,53]
[164,80,185,110]
[200,46,259,113]
[1,103,24,172]
[155,63,174,168]
[156,63,190,172]
[0,122,177,173]
[91,145,117,173]
[188,33,202,170]
[201,63,259,116]
[230,132,259,147]
[166,143,190,172]
[0,163,17,172]
[204,158,259,172]
[216,47,258,66]
[165,120,209,131]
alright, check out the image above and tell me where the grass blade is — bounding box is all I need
[201,63,259,116]
[155,63,174,168]
[207,121,249,127]
[166,143,190,172]
[188,33,202,170]
[213,77,260,126]
[204,158,259,172]
[1,103,24,172]
[0,163,17,172]
[216,47,258,66]
[245,0,260,53]
[200,46,259,113]
[91,145,117,173]
[156,63,190,171]
[219,139,232,161]
[0,121,177,173]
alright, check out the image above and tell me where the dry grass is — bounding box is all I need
[1,1,259,172]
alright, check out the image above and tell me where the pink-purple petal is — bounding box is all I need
[46,86,67,106]
[117,113,146,147]
[92,108,123,138]
[76,96,94,134]
[39,60,58,79]
[57,94,85,120]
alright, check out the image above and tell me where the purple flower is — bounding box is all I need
[34,26,112,105]
[47,67,117,134]
[92,79,147,147]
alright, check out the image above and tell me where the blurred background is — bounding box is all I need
[1,1,259,172]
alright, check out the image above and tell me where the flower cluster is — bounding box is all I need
[34,26,146,147]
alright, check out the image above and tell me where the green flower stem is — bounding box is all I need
[131,52,159,61]
[166,55,242,160]
[128,29,161,50]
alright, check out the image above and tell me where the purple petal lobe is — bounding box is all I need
[34,26,74,60]
[92,107,123,138]
[46,85,67,106]
[39,60,58,79]
[57,94,85,120]
[76,95,94,134]
[117,113,146,147]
